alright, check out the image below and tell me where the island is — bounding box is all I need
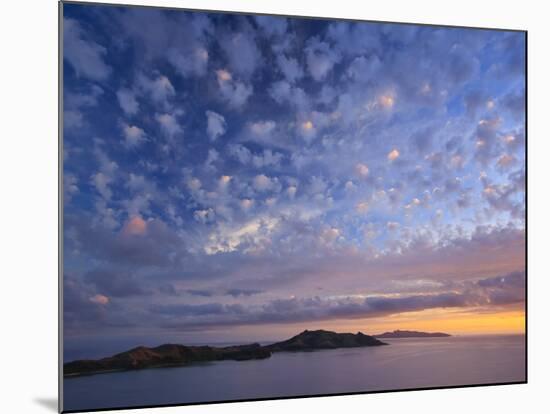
[266,329,387,352]
[64,330,387,377]
[63,343,270,377]
[374,329,451,338]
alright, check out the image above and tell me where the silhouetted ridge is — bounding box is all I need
[374,330,451,338]
[266,329,387,352]
[64,330,387,377]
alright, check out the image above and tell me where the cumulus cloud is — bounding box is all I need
[91,172,113,200]
[254,15,288,37]
[168,47,209,78]
[219,29,262,78]
[253,174,279,192]
[64,85,104,130]
[122,124,146,147]
[64,173,79,204]
[216,69,253,108]
[355,163,370,178]
[122,216,147,236]
[194,208,216,224]
[268,80,308,109]
[305,36,341,81]
[387,149,400,161]
[474,117,502,165]
[116,88,139,115]
[276,53,304,83]
[497,154,517,169]
[205,110,227,141]
[63,18,111,81]
[249,120,276,137]
[138,74,175,108]
[155,113,183,138]
[89,294,109,305]
[346,55,382,84]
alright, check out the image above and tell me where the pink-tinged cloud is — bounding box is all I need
[122,216,147,236]
[388,149,400,161]
[89,294,109,305]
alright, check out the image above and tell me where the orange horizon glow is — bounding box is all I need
[228,307,526,342]
[319,308,526,336]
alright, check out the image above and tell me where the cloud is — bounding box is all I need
[216,69,253,108]
[63,18,111,81]
[205,110,227,141]
[225,288,264,298]
[66,214,183,267]
[231,144,283,169]
[387,149,400,161]
[249,120,276,137]
[186,289,214,297]
[85,268,149,298]
[228,144,252,164]
[121,216,147,236]
[204,148,219,171]
[386,221,400,230]
[252,150,283,168]
[474,117,502,165]
[305,36,341,81]
[194,208,215,224]
[240,199,254,211]
[254,15,288,37]
[354,163,370,178]
[327,21,382,56]
[64,173,79,204]
[497,154,517,169]
[253,174,279,192]
[89,294,109,305]
[356,202,369,214]
[64,85,104,130]
[268,80,308,109]
[138,74,175,108]
[116,88,139,115]
[155,113,183,138]
[287,185,297,199]
[91,172,113,200]
[203,216,279,254]
[219,28,262,78]
[346,55,382,84]
[168,47,209,78]
[122,124,146,147]
[152,269,524,329]
[276,53,304,83]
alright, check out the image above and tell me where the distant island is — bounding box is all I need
[64,330,387,377]
[374,330,451,338]
[267,329,387,352]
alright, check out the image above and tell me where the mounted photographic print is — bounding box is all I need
[60,1,526,412]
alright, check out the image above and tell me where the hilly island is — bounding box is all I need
[64,330,388,377]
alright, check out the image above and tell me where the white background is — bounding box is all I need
[0,0,547,413]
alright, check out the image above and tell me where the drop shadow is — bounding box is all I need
[34,397,58,412]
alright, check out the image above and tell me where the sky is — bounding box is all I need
[62,3,525,359]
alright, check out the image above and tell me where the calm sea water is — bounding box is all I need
[63,335,525,411]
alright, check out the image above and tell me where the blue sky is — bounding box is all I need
[63,3,525,359]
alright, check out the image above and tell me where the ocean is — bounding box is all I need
[63,334,526,412]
